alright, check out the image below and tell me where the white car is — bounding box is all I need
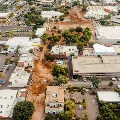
[116,85,120,89]
[56,61,63,66]
[112,78,117,81]
[83,78,87,82]
[78,105,82,109]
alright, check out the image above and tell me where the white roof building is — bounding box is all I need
[93,43,116,55]
[0,90,18,118]
[102,0,117,5]
[0,13,9,19]
[84,6,118,19]
[41,11,63,19]
[51,45,78,58]
[35,28,46,37]
[98,91,120,102]
[5,37,30,53]
[2,37,41,54]
[0,89,26,118]
[8,67,30,87]
[17,54,34,68]
[95,26,120,44]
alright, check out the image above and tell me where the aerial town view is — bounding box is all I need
[0,0,120,120]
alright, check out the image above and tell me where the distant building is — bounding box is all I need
[84,6,118,19]
[2,37,41,54]
[0,13,10,23]
[45,86,65,114]
[0,89,26,118]
[97,91,120,103]
[37,0,53,6]
[95,26,120,44]
[72,56,120,78]
[51,45,78,59]
[93,43,116,56]
[8,67,30,87]
[83,44,120,56]
[41,11,63,19]
[16,1,26,7]
[102,0,117,6]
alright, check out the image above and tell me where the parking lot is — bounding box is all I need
[0,54,16,88]
[74,92,99,120]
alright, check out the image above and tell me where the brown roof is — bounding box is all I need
[17,62,24,66]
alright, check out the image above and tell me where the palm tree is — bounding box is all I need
[90,76,101,88]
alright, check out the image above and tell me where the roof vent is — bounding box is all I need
[52,93,57,98]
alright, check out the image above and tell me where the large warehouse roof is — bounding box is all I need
[98,91,120,102]
[72,56,120,74]
[95,26,120,40]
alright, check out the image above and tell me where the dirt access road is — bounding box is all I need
[26,43,54,120]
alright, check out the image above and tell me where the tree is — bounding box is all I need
[59,15,64,21]
[13,101,34,120]
[29,49,33,54]
[6,29,14,38]
[51,75,69,85]
[68,27,75,33]
[16,45,21,54]
[14,58,18,65]
[75,27,83,33]
[41,34,48,44]
[59,112,69,120]
[52,65,68,77]
[77,41,84,51]
[25,20,31,26]
[62,30,69,38]
[90,76,101,88]
[44,52,55,62]
[65,100,75,118]
[3,45,9,51]
[9,13,14,18]
[108,81,113,87]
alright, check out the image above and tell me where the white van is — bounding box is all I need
[112,78,117,81]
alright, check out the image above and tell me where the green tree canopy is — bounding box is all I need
[52,65,68,77]
[51,75,69,85]
[90,76,101,88]
[75,27,83,33]
[13,101,34,120]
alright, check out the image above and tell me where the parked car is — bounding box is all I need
[83,78,87,82]
[2,64,7,69]
[56,61,63,66]
[112,78,117,81]
[116,85,120,89]
[78,105,82,109]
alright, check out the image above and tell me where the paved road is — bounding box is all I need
[68,80,120,87]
